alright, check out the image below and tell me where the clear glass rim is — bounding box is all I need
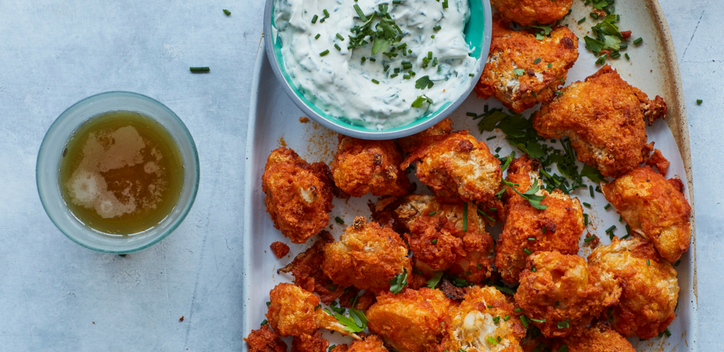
[36,91,200,254]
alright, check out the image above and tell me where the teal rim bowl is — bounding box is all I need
[264,0,492,140]
[36,91,200,254]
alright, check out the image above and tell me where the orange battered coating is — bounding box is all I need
[602,166,691,263]
[367,288,451,352]
[322,217,412,294]
[331,135,412,197]
[496,157,585,283]
[475,19,579,113]
[328,334,389,352]
[291,330,329,352]
[491,0,573,26]
[270,241,290,258]
[262,147,334,244]
[550,321,635,352]
[396,118,454,154]
[533,65,667,178]
[396,195,495,282]
[588,237,679,339]
[244,324,288,352]
[515,251,621,338]
[441,286,527,352]
[266,283,353,338]
[401,131,502,203]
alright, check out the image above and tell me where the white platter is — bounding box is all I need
[243,1,697,350]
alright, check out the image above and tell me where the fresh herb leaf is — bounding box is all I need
[389,268,408,294]
[427,271,444,288]
[502,178,548,210]
[411,95,433,108]
[513,68,526,76]
[415,75,434,89]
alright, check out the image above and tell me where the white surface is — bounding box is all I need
[0,0,720,350]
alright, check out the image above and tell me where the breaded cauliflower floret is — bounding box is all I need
[515,251,621,338]
[332,334,390,352]
[588,237,679,339]
[491,0,573,26]
[475,19,579,113]
[244,324,288,352]
[331,135,411,197]
[262,147,333,243]
[496,157,585,283]
[401,131,502,203]
[266,283,353,338]
[396,118,454,154]
[322,217,412,294]
[367,288,451,352]
[395,195,495,282]
[441,286,527,352]
[602,166,692,263]
[550,321,635,352]
[533,65,667,178]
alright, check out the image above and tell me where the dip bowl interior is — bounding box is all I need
[264,0,492,140]
[36,91,200,254]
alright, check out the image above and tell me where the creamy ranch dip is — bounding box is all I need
[273,0,477,130]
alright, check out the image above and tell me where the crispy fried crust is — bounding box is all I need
[401,131,502,203]
[646,149,670,175]
[551,321,635,352]
[332,135,412,197]
[367,288,451,352]
[396,118,454,154]
[270,241,290,258]
[602,167,691,263]
[322,217,412,294]
[278,232,347,305]
[533,65,666,178]
[349,334,389,352]
[266,283,350,338]
[491,0,573,26]
[292,330,330,352]
[441,286,527,352]
[496,157,585,283]
[588,237,679,339]
[396,195,495,282]
[515,251,621,338]
[244,324,288,352]
[262,147,334,243]
[476,20,579,112]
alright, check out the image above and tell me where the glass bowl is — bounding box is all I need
[36,91,200,254]
[264,0,492,140]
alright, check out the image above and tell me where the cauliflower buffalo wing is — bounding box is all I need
[491,0,573,26]
[401,131,502,203]
[588,237,679,339]
[396,118,454,154]
[262,147,334,243]
[331,135,411,197]
[322,217,412,294]
[550,321,635,352]
[475,19,579,113]
[367,288,451,352]
[266,283,353,338]
[244,324,287,352]
[533,65,666,178]
[515,251,621,338]
[602,166,691,263]
[496,156,585,283]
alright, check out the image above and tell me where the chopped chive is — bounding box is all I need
[590,12,599,19]
[477,209,495,222]
[223,9,231,16]
[336,33,344,41]
[433,25,441,31]
[462,203,468,232]
[528,237,536,241]
[647,259,651,266]
[595,185,602,193]
[605,225,616,233]
[633,37,643,45]
[315,33,321,40]
[432,239,438,244]
[442,0,448,9]
[534,58,541,64]
[429,211,437,216]
[582,202,591,208]
[530,318,546,323]
[625,53,630,60]
[495,147,501,152]
[589,185,594,197]
[261,319,268,325]
[486,336,497,345]
[371,79,380,84]
[353,4,367,21]
[323,9,330,17]
[664,328,671,337]
[697,99,703,105]
[477,263,483,269]
[466,112,477,117]
[469,73,474,77]
[583,213,589,226]
[319,50,330,56]
[312,14,318,23]
[486,136,496,140]
[266,301,271,306]
[584,235,595,242]
[578,17,586,24]
[504,315,510,321]
[531,266,536,272]
[493,316,500,323]
[189,67,210,73]
[619,215,623,222]
[542,226,546,234]
[548,63,552,68]
[555,90,563,95]
[334,44,341,51]
[335,216,344,224]
[675,260,681,267]
[514,308,522,313]
[604,203,611,210]
[523,248,531,255]
[403,74,411,79]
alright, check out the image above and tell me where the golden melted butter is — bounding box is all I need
[59,111,184,235]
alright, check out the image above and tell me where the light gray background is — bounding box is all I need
[0,0,719,351]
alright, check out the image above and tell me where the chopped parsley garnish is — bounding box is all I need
[486,336,497,345]
[513,68,526,76]
[349,3,403,56]
[530,24,553,40]
[557,318,570,328]
[411,95,433,108]
[389,268,408,294]
[415,75,434,89]
[327,298,368,333]
[427,271,444,288]
[502,178,548,210]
